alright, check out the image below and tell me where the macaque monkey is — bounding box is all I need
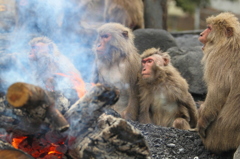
[28,36,81,91]
[104,0,144,30]
[197,12,240,153]
[138,48,197,130]
[93,23,141,120]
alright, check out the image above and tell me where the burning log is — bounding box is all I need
[0,83,150,158]
[64,83,120,139]
[6,82,69,132]
[64,84,151,158]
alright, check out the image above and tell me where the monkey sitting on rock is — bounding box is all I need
[138,48,198,130]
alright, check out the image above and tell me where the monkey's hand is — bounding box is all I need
[197,104,208,138]
[197,117,208,138]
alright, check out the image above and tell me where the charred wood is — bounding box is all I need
[0,83,151,158]
[76,114,151,159]
[64,84,150,158]
[64,83,120,144]
[6,82,69,132]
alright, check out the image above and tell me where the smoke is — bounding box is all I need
[0,0,105,93]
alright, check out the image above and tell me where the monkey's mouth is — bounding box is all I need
[96,50,105,55]
[142,74,151,78]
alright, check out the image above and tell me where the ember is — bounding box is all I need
[12,135,66,159]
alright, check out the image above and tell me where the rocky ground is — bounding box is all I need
[129,120,234,159]
[127,95,234,159]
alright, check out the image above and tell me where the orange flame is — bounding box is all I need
[56,72,86,98]
[12,136,27,149]
[12,136,64,158]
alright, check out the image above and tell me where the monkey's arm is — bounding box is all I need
[164,71,198,129]
[176,92,198,129]
[122,84,140,121]
[122,57,141,121]
[197,84,228,138]
[138,101,152,124]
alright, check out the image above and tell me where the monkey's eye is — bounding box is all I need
[31,45,40,52]
[207,26,212,30]
[146,59,153,63]
[101,34,109,39]
[142,59,153,64]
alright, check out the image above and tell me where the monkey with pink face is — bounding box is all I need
[138,48,198,130]
[197,12,240,154]
[92,23,141,120]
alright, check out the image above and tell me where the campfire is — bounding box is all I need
[0,81,151,158]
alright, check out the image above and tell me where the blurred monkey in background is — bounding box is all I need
[104,0,144,30]
[28,36,81,93]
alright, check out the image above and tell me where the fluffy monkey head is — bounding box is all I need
[205,12,240,49]
[140,48,170,84]
[94,23,137,64]
[141,48,170,66]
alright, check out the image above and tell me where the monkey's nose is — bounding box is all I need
[97,44,101,47]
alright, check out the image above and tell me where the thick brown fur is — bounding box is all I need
[138,48,197,130]
[93,23,141,120]
[104,0,144,30]
[198,12,240,153]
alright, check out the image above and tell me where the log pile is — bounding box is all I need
[0,82,151,159]
[64,83,150,158]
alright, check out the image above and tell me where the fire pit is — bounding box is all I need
[0,82,151,159]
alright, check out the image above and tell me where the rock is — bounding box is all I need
[134,28,177,54]
[174,34,203,48]
[234,145,240,159]
[169,46,207,95]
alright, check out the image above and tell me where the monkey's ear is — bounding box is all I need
[122,31,129,39]
[226,27,233,38]
[163,57,170,66]
[48,43,54,54]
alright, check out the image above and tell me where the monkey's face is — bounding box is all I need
[141,57,154,80]
[96,33,112,57]
[141,56,164,80]
[141,55,166,83]
[199,25,212,47]
[29,42,50,61]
